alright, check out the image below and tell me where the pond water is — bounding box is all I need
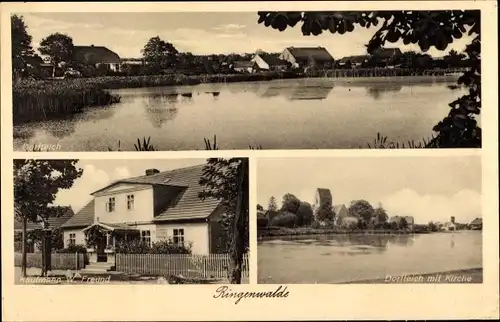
[13,76,468,151]
[257,231,482,284]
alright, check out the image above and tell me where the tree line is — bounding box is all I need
[257,194,412,230]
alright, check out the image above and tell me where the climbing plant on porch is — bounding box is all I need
[84,224,111,248]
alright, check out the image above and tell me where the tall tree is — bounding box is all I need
[256,11,481,148]
[38,33,74,77]
[348,200,375,223]
[198,158,249,284]
[14,159,83,277]
[314,199,335,222]
[268,196,278,212]
[296,201,314,226]
[281,193,301,213]
[11,14,34,78]
[373,205,389,226]
[142,36,179,74]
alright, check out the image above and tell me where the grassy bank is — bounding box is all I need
[343,268,483,284]
[257,226,428,238]
[13,80,120,124]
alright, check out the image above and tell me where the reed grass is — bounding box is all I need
[13,79,120,123]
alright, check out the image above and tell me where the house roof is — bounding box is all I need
[60,200,95,228]
[61,164,221,227]
[257,53,288,66]
[233,61,255,68]
[72,45,121,64]
[373,48,402,58]
[15,206,75,230]
[339,55,369,64]
[333,204,346,215]
[470,218,482,225]
[286,47,334,62]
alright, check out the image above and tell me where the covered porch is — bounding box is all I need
[82,221,140,264]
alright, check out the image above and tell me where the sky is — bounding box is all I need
[257,156,482,224]
[53,158,206,213]
[18,12,474,59]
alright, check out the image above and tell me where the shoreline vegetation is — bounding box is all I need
[257,226,431,239]
[13,68,463,124]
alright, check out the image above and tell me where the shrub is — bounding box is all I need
[56,244,87,254]
[271,212,299,228]
[257,216,269,227]
[115,238,192,254]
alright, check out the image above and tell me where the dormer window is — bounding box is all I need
[163,178,170,184]
[127,194,134,210]
[106,197,115,212]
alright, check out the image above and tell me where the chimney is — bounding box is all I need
[451,216,455,224]
[145,168,160,176]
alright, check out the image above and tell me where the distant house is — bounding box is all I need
[389,215,414,230]
[72,45,121,71]
[338,55,369,68]
[469,217,482,230]
[120,58,143,74]
[279,46,334,69]
[442,216,457,231]
[14,206,75,252]
[59,164,229,266]
[252,53,289,71]
[334,204,358,228]
[372,48,402,66]
[232,61,256,73]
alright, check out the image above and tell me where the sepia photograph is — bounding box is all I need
[10,10,481,151]
[13,158,249,284]
[257,155,482,284]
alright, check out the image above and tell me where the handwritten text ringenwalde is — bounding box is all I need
[213,285,289,304]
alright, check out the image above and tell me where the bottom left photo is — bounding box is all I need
[13,157,249,284]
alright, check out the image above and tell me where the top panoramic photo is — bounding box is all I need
[11,10,481,151]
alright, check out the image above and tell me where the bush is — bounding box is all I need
[56,244,87,254]
[271,212,299,228]
[115,238,192,254]
[257,216,269,227]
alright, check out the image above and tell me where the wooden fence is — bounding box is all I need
[322,67,467,78]
[14,252,86,270]
[116,253,249,279]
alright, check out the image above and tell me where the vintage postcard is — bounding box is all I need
[1,1,498,321]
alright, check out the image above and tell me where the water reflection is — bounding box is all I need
[254,80,335,101]
[145,93,179,128]
[274,233,417,255]
[365,84,403,100]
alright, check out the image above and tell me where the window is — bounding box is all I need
[141,230,151,246]
[106,197,115,212]
[127,194,134,210]
[173,229,184,246]
[69,233,76,246]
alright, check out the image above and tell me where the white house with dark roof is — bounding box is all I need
[72,45,121,71]
[60,164,228,264]
[279,46,334,69]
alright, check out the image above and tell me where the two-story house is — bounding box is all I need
[59,164,228,264]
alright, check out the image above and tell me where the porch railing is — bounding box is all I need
[116,253,249,279]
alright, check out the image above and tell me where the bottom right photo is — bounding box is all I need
[257,155,482,284]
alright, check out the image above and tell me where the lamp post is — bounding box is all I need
[41,221,52,277]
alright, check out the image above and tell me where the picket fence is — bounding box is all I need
[14,252,86,270]
[116,253,249,279]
